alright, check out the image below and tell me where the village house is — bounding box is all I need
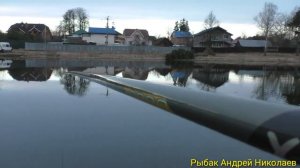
[234,39,272,48]
[62,29,89,44]
[123,29,152,46]
[72,29,88,37]
[170,31,193,47]
[82,27,121,45]
[193,26,232,48]
[8,23,52,41]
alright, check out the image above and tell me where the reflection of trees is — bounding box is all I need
[122,67,149,80]
[60,74,90,97]
[192,67,229,91]
[82,66,124,76]
[53,68,68,78]
[253,71,284,100]
[253,69,300,105]
[281,77,300,105]
[8,68,52,81]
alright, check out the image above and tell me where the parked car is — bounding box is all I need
[0,42,13,52]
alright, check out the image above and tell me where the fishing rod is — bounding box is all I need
[68,71,300,163]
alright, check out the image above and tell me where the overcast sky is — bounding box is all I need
[0,0,298,38]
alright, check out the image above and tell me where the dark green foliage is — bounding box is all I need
[0,31,37,49]
[179,18,189,32]
[174,21,179,31]
[166,49,194,62]
[288,10,300,29]
[174,18,190,32]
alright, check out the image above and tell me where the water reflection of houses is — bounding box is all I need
[81,66,124,76]
[122,67,150,80]
[170,69,193,87]
[192,67,229,89]
[237,70,266,78]
[8,68,53,81]
[154,68,172,76]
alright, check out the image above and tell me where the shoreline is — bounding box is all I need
[1,49,300,67]
[194,53,300,66]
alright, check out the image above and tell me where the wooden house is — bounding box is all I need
[8,23,52,41]
[193,26,232,48]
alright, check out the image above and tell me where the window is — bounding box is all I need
[224,34,229,39]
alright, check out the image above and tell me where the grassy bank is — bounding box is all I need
[0,49,166,60]
[194,53,300,66]
[1,49,300,66]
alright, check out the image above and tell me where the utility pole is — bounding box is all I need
[105,16,109,46]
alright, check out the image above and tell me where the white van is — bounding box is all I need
[0,42,13,52]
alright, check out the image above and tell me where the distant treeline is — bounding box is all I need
[192,47,297,53]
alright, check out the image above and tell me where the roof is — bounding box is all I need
[172,31,192,38]
[88,27,118,35]
[8,68,52,82]
[237,40,272,47]
[8,23,50,33]
[194,26,232,36]
[123,29,149,37]
[73,29,87,35]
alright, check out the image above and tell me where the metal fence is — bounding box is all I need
[25,42,190,54]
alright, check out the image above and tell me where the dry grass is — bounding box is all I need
[194,52,300,66]
[1,50,300,66]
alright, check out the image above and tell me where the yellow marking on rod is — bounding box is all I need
[123,87,172,111]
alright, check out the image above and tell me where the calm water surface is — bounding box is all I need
[0,59,298,167]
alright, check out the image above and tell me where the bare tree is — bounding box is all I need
[254,2,278,56]
[203,11,219,54]
[273,13,294,39]
[60,7,89,35]
[54,21,67,37]
[204,11,219,29]
[63,9,76,35]
[75,7,89,30]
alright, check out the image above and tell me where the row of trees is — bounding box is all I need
[173,11,219,32]
[254,2,300,55]
[56,7,89,36]
[174,19,190,32]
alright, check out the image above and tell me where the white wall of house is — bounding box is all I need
[82,34,115,45]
